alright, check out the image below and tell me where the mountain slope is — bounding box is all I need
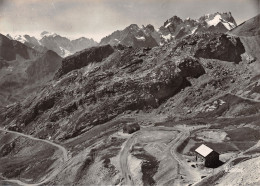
[228,14,260,36]
[228,14,260,64]
[0,34,62,106]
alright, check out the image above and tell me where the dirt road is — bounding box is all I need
[0,128,69,186]
[119,126,202,186]
[230,92,260,103]
[119,132,139,185]
[168,130,201,184]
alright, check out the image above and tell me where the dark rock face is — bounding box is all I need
[0,34,16,61]
[195,34,245,63]
[123,123,140,134]
[176,56,206,78]
[55,45,114,78]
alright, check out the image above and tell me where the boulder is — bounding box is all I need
[195,34,245,63]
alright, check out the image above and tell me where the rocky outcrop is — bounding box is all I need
[176,56,206,78]
[195,34,245,63]
[55,45,114,78]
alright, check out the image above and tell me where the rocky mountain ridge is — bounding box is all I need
[7,31,98,57]
[100,12,237,47]
[8,12,237,55]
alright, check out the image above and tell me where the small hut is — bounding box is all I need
[123,123,140,134]
[195,144,220,168]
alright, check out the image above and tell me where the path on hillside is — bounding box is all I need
[119,126,202,186]
[0,128,69,186]
[229,93,260,103]
[168,130,201,184]
[119,132,138,186]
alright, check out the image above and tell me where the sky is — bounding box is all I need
[0,0,259,42]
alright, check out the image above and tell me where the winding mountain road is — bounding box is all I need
[0,128,69,186]
[119,126,202,186]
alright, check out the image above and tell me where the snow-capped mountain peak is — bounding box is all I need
[40,31,58,38]
[7,32,98,57]
[200,12,237,30]
[13,35,27,43]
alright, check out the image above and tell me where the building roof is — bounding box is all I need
[195,144,213,157]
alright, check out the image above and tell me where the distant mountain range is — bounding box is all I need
[7,12,237,56]
[7,31,98,57]
[100,12,237,47]
[0,33,62,106]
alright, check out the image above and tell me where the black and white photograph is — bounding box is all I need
[0,0,260,185]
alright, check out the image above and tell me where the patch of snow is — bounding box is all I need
[162,34,172,41]
[36,39,42,45]
[165,22,172,28]
[222,22,236,30]
[13,35,27,43]
[135,36,145,41]
[59,46,72,57]
[41,31,57,38]
[114,38,120,43]
[206,14,236,30]
[207,14,222,26]
[219,99,226,105]
[190,27,198,35]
